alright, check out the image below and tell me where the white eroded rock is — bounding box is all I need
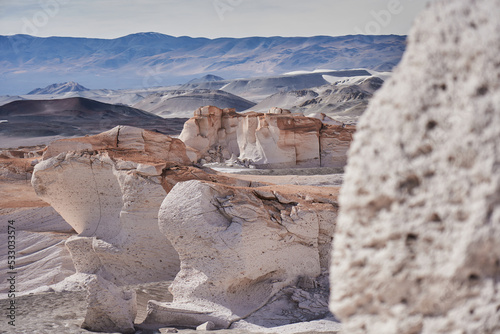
[33,152,181,285]
[81,274,137,333]
[179,107,240,161]
[31,126,195,332]
[31,126,195,285]
[179,106,355,168]
[330,1,500,333]
[145,180,338,329]
[237,112,323,168]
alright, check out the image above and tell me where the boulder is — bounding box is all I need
[81,274,137,334]
[145,180,338,329]
[330,0,500,333]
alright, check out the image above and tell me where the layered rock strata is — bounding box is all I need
[179,106,355,168]
[330,0,500,333]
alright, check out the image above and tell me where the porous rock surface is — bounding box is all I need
[179,106,355,168]
[330,0,500,333]
[145,180,338,329]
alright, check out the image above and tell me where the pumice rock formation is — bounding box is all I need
[179,106,240,162]
[330,0,500,333]
[31,125,263,332]
[179,106,355,168]
[145,180,338,330]
[31,126,189,332]
[33,126,191,286]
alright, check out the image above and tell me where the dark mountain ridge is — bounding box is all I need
[0,97,187,137]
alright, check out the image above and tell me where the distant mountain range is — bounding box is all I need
[27,82,89,95]
[0,69,385,145]
[187,75,225,84]
[251,76,384,116]
[0,33,406,95]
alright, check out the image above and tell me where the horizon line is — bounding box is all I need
[1,31,408,40]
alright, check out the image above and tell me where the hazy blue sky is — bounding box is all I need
[0,0,430,38]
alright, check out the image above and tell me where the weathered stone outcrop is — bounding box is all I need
[179,106,240,163]
[320,125,355,169]
[145,180,338,330]
[43,125,191,164]
[31,125,266,333]
[32,126,190,286]
[179,106,355,168]
[330,0,500,333]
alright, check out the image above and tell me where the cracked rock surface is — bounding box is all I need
[147,180,337,330]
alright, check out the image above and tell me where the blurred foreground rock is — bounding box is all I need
[330,0,500,333]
